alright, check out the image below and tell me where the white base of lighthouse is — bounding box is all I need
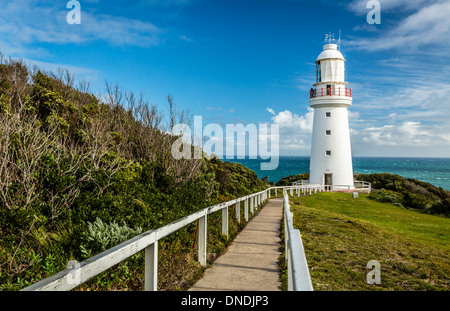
[309,106,354,190]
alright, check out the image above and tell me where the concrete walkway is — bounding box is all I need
[189,198,283,291]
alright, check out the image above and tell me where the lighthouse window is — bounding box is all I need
[326,112,331,118]
[326,130,331,135]
[326,150,332,156]
[316,62,321,83]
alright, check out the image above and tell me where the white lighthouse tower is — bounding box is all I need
[309,34,354,190]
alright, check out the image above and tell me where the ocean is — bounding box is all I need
[225,157,450,191]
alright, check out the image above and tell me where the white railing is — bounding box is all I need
[22,189,270,291]
[292,180,371,193]
[22,185,325,292]
[292,180,309,186]
[354,180,371,193]
[283,189,313,291]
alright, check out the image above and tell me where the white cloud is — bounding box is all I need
[205,106,224,111]
[348,0,439,15]
[179,35,194,42]
[0,0,163,57]
[346,0,450,52]
[348,110,360,120]
[271,109,313,132]
[266,107,275,115]
[22,57,100,82]
[348,80,450,156]
[81,14,162,47]
[352,121,450,148]
[269,108,314,154]
[352,76,450,126]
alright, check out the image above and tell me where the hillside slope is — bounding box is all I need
[357,173,450,216]
[0,58,267,290]
[289,192,449,291]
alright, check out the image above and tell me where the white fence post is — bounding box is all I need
[235,201,241,223]
[144,242,158,291]
[250,195,254,214]
[244,197,249,221]
[198,214,207,267]
[222,206,229,236]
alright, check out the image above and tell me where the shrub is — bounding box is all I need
[358,173,449,215]
[80,217,143,258]
[369,189,403,206]
[276,173,309,186]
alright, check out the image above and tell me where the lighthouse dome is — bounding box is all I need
[316,44,345,62]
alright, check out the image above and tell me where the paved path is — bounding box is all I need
[189,198,283,291]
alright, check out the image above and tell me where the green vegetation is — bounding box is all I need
[356,173,450,216]
[276,172,450,215]
[288,192,449,291]
[0,58,268,290]
[275,173,309,186]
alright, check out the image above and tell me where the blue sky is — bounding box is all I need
[1,0,449,157]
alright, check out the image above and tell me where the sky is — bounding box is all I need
[1,0,449,157]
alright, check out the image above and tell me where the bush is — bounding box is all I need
[358,173,450,215]
[276,173,309,186]
[369,189,403,206]
[431,198,450,215]
[80,218,143,258]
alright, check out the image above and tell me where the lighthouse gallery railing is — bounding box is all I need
[310,86,351,98]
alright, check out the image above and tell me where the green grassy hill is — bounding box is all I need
[288,192,449,291]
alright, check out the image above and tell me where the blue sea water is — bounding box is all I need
[225,157,450,190]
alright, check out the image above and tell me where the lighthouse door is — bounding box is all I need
[324,174,332,186]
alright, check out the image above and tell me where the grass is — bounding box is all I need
[289,192,450,291]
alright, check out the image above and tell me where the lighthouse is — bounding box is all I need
[308,35,354,190]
